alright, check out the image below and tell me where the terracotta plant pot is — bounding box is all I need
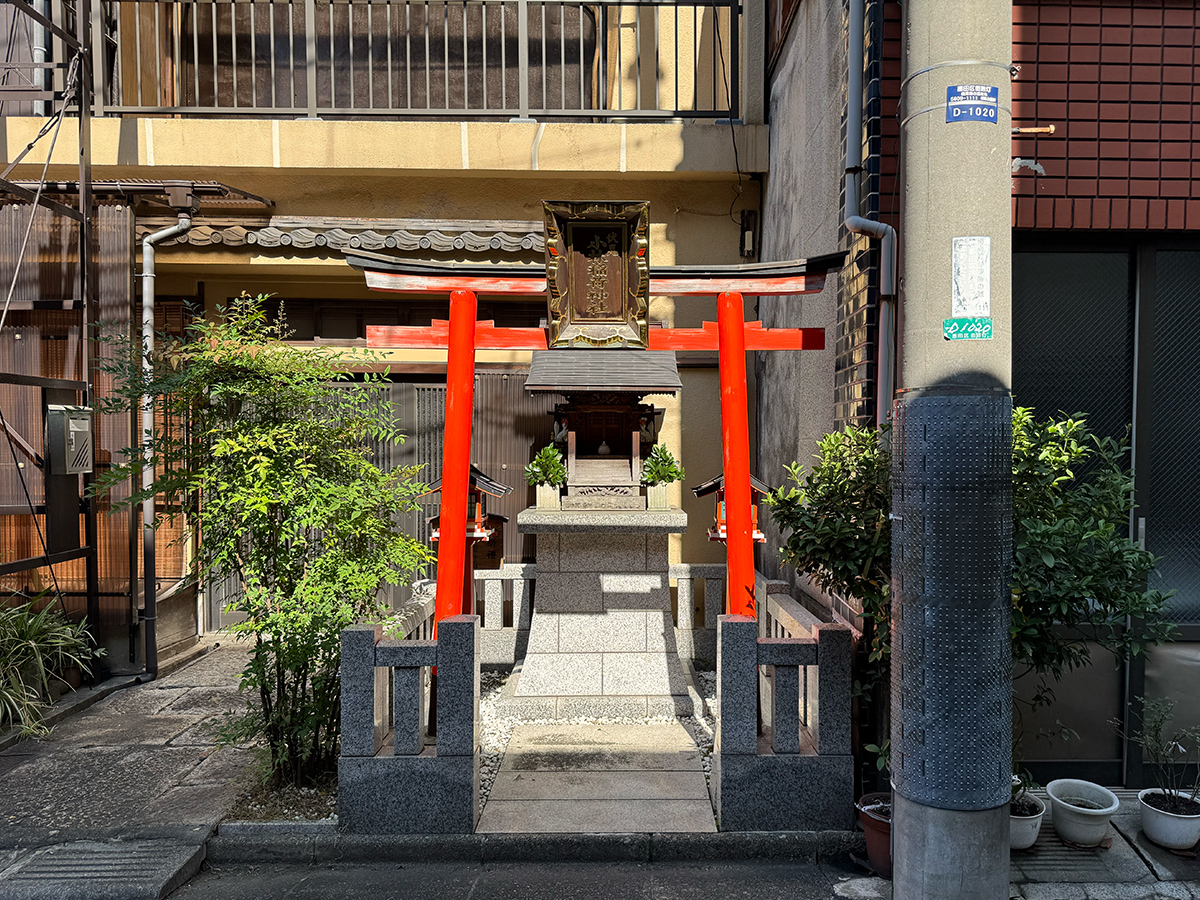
[1138,789,1200,850]
[856,791,892,878]
[1046,778,1120,847]
[1010,794,1046,850]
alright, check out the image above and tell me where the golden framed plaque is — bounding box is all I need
[543,200,650,348]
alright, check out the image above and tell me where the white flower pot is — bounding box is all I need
[646,483,670,510]
[1010,794,1046,850]
[535,484,561,510]
[1138,789,1200,850]
[1046,779,1120,847]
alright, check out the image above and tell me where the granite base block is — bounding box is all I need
[532,573,604,613]
[517,509,688,533]
[481,628,527,667]
[712,752,854,832]
[559,611,648,652]
[674,628,715,667]
[598,573,669,610]
[338,753,478,834]
[559,533,649,573]
[525,614,559,653]
[646,612,680,652]
[603,652,691,696]
[493,693,558,719]
[646,694,700,717]
[555,696,650,718]
[514,652,603,696]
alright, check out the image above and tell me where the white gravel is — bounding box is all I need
[478,669,717,811]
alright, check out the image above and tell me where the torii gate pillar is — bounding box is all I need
[717,292,756,618]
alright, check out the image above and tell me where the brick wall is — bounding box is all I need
[1012,0,1200,230]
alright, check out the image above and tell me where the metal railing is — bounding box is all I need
[86,0,740,119]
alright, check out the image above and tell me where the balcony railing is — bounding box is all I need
[79,0,740,120]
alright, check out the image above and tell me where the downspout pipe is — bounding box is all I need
[844,0,898,426]
[141,211,192,678]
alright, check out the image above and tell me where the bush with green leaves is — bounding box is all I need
[767,409,1173,772]
[0,597,102,736]
[92,294,431,786]
[524,444,567,487]
[640,444,686,487]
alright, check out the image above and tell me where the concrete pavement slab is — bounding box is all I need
[478,723,715,834]
[1112,815,1200,883]
[488,770,710,801]
[475,799,717,833]
[168,860,865,900]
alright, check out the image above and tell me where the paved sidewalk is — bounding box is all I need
[477,723,715,834]
[3,639,1200,900]
[0,638,253,900]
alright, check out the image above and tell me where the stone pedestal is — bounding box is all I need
[507,509,698,718]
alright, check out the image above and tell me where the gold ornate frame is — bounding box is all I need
[543,200,651,348]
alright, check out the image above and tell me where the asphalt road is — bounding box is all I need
[170,860,889,900]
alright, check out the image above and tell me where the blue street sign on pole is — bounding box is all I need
[946,85,999,123]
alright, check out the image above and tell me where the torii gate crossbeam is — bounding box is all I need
[349,253,843,631]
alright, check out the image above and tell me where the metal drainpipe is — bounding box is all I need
[141,212,192,678]
[844,0,898,426]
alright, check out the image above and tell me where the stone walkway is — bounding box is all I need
[475,722,716,834]
[0,638,253,900]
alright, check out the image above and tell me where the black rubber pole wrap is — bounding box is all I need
[891,389,1013,811]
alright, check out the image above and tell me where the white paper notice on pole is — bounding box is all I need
[951,236,991,317]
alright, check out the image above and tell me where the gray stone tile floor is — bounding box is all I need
[476,722,716,834]
[0,637,253,900]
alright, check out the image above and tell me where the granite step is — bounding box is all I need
[476,723,716,834]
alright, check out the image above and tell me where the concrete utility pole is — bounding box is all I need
[891,0,1013,896]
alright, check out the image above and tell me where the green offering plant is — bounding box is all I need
[91,294,431,787]
[524,444,567,487]
[0,597,102,736]
[640,444,686,486]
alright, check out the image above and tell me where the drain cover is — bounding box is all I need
[0,840,203,900]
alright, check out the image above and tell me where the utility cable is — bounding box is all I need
[0,403,69,615]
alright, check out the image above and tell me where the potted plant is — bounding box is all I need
[855,790,892,877]
[1010,773,1047,851]
[1,597,103,737]
[1045,778,1120,847]
[525,444,567,510]
[640,444,685,509]
[1114,696,1200,850]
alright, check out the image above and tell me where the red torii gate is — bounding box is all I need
[347,250,843,631]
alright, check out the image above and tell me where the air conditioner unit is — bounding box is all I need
[46,405,94,475]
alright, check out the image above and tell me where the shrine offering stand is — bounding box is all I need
[504,508,702,719]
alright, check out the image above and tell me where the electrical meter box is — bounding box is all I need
[46,405,94,475]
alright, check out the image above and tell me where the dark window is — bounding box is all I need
[1146,251,1200,623]
[1012,251,1135,442]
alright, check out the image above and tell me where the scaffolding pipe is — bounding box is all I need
[141,211,191,678]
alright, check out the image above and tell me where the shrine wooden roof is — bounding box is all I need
[424,464,513,498]
[692,473,775,498]
[524,350,682,394]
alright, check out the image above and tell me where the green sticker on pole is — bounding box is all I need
[943,317,993,340]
